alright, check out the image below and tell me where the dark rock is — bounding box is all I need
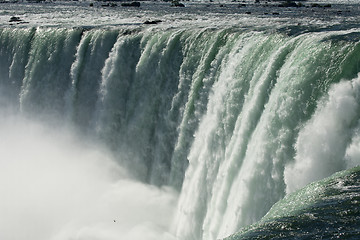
[171,1,185,7]
[311,3,331,8]
[279,1,301,8]
[173,3,184,7]
[245,11,251,14]
[311,3,321,8]
[9,16,21,22]
[144,20,162,24]
[121,1,140,7]
[9,16,28,24]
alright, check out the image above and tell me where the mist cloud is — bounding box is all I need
[0,115,178,240]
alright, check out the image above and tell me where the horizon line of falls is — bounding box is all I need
[1,26,360,240]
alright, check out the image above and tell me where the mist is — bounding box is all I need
[0,114,178,240]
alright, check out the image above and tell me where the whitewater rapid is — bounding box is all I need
[1,3,360,239]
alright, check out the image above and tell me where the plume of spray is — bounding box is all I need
[0,112,178,240]
[285,75,360,193]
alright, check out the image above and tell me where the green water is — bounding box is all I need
[227,167,360,239]
[1,26,360,240]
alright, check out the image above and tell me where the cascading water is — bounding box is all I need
[173,30,360,240]
[1,24,360,240]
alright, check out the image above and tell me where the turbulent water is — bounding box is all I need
[1,1,360,240]
[227,167,360,239]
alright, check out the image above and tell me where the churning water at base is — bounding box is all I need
[1,2,360,239]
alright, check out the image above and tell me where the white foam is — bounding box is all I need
[285,76,360,193]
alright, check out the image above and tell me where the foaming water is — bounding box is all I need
[0,114,178,240]
[285,75,360,193]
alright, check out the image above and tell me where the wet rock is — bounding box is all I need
[121,1,140,7]
[311,3,331,8]
[311,3,321,7]
[278,1,302,8]
[9,16,21,22]
[144,20,162,24]
[171,1,185,7]
[9,16,28,25]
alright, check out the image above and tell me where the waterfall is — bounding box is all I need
[1,26,360,240]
